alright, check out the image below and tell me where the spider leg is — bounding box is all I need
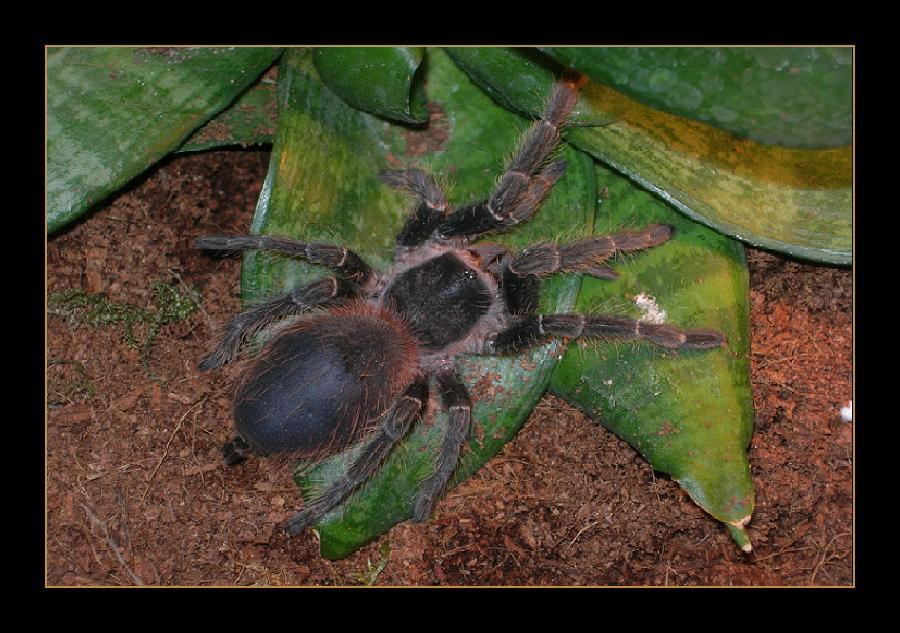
[412,365,472,523]
[484,314,726,356]
[498,225,674,318]
[435,79,580,241]
[283,380,429,536]
[501,267,542,317]
[199,277,355,370]
[195,235,373,285]
[380,169,449,248]
[507,224,674,281]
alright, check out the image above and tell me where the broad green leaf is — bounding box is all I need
[244,48,594,559]
[240,51,404,299]
[47,46,281,233]
[446,47,852,265]
[178,69,279,152]
[550,163,754,550]
[312,47,428,124]
[542,47,852,149]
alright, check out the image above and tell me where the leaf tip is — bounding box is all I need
[727,516,753,553]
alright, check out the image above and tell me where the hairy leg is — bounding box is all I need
[435,79,582,240]
[507,224,674,281]
[199,277,355,370]
[195,235,373,285]
[484,313,726,356]
[436,160,567,240]
[283,380,429,536]
[413,365,472,522]
[380,169,449,248]
[501,267,541,316]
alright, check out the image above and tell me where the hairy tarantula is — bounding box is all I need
[196,77,725,536]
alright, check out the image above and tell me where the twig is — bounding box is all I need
[436,544,475,561]
[567,520,602,549]
[809,532,852,584]
[650,470,662,504]
[486,546,522,569]
[79,502,144,586]
[84,459,154,482]
[490,457,534,468]
[140,396,207,503]
[105,215,141,226]
[753,352,812,370]
[752,545,815,562]
[117,492,130,550]
[664,561,680,586]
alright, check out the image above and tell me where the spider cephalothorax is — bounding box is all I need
[196,77,725,535]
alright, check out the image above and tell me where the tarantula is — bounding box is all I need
[196,77,725,536]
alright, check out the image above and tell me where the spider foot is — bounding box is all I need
[283,507,320,535]
[199,348,229,371]
[222,435,251,466]
[412,493,438,523]
[413,480,447,523]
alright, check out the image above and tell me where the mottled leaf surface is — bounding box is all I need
[542,47,852,149]
[446,47,851,265]
[243,49,594,559]
[178,69,279,152]
[550,163,754,550]
[47,46,281,233]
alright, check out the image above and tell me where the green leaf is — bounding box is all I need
[312,47,428,124]
[240,50,404,299]
[243,48,595,559]
[178,68,279,152]
[446,47,852,265]
[541,47,852,149]
[550,163,754,550]
[47,46,282,233]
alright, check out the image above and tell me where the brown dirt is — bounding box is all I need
[46,149,853,587]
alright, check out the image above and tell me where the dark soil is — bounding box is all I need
[46,149,853,587]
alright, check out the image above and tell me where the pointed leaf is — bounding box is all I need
[312,47,428,124]
[550,163,754,549]
[541,47,852,149]
[47,46,282,233]
[446,47,851,265]
[243,48,595,559]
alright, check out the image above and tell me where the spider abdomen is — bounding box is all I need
[233,304,419,457]
[384,252,493,350]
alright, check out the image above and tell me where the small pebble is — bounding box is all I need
[840,401,852,422]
